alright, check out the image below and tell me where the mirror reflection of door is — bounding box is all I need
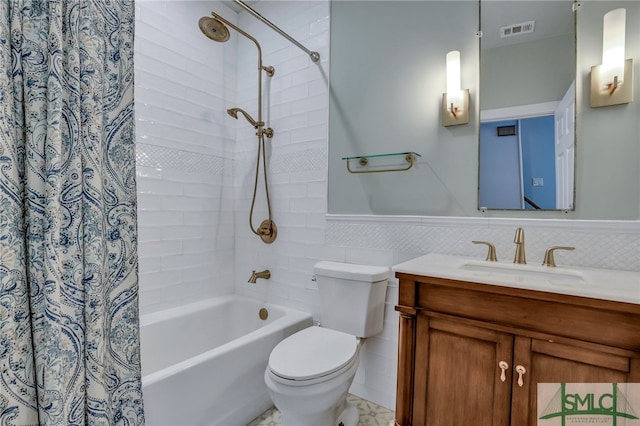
[479,83,575,210]
[479,120,523,209]
[554,81,575,210]
[480,116,556,210]
[479,0,575,210]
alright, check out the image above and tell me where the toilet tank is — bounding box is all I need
[314,261,389,338]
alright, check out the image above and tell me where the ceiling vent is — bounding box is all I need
[500,20,535,38]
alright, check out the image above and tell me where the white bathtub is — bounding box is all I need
[140,295,313,426]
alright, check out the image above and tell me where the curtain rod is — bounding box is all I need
[234,0,320,62]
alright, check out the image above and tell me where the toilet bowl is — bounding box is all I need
[264,261,389,426]
[265,326,361,426]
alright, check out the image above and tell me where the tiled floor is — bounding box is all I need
[247,394,395,426]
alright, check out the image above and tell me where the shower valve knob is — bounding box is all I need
[258,219,277,244]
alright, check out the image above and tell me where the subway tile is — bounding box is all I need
[182,239,217,254]
[273,182,308,199]
[289,122,327,143]
[137,225,162,243]
[289,169,326,184]
[137,210,183,227]
[310,15,330,36]
[135,166,162,180]
[304,244,346,263]
[161,225,217,241]
[289,197,326,213]
[288,227,325,244]
[136,178,184,196]
[138,256,163,274]
[137,193,163,211]
[306,181,327,198]
[271,211,306,228]
[139,240,183,259]
[139,269,182,289]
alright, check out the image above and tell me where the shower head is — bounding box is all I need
[227,107,262,128]
[199,16,230,42]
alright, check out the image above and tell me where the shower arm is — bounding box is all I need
[233,0,320,63]
[211,13,273,128]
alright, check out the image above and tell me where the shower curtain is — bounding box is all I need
[0,1,144,425]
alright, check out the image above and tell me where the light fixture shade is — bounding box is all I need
[590,7,633,107]
[446,50,461,94]
[600,8,626,86]
[445,51,463,107]
[442,50,469,126]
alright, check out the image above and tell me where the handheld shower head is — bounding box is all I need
[199,16,230,42]
[226,108,239,120]
[227,107,262,128]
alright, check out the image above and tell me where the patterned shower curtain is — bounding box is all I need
[0,1,144,425]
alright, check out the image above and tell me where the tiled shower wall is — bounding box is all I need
[230,0,402,409]
[135,1,239,314]
[134,0,640,412]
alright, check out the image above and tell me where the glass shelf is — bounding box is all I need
[341,152,421,174]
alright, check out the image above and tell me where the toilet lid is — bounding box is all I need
[269,327,358,381]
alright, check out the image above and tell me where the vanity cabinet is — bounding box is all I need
[394,273,640,426]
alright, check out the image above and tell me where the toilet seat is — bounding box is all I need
[268,327,358,385]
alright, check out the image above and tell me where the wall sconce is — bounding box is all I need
[442,50,470,126]
[590,8,633,107]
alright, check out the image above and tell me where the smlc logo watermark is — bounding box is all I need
[538,383,640,425]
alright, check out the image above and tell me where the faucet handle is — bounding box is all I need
[542,246,575,267]
[472,241,498,262]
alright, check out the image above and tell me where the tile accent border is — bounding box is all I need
[326,215,640,272]
[136,142,226,174]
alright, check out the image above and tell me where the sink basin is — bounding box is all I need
[393,253,640,304]
[459,260,585,286]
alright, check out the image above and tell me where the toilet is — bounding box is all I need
[264,261,389,426]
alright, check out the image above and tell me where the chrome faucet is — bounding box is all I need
[513,227,526,264]
[248,269,271,283]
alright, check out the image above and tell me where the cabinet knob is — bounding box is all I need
[515,365,527,387]
[498,361,509,382]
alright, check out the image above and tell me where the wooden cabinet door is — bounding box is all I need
[510,336,640,425]
[415,316,514,426]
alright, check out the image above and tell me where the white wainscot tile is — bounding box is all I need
[345,248,395,267]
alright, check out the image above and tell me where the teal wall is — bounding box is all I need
[481,34,574,110]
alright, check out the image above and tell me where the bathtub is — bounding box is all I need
[140,295,313,426]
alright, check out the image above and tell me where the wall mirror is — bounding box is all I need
[478,0,576,210]
[328,1,639,219]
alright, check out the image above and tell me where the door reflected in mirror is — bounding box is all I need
[479,0,576,211]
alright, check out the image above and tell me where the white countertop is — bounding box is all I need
[393,253,640,305]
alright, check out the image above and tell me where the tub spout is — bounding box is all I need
[248,269,270,283]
